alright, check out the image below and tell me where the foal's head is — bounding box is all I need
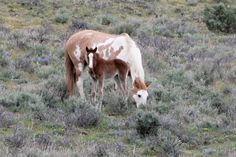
[86,47,98,69]
[132,78,151,108]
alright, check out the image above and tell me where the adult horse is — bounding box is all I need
[65,30,150,108]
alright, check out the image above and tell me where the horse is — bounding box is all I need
[86,47,129,110]
[65,30,151,108]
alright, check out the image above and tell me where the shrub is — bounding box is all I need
[213,0,232,3]
[0,49,11,67]
[0,110,15,128]
[0,91,45,112]
[18,0,43,7]
[38,75,67,108]
[110,20,140,36]
[96,15,116,25]
[36,66,58,79]
[103,91,129,115]
[186,0,199,6]
[34,133,52,149]
[27,26,52,44]
[207,91,226,114]
[4,132,27,155]
[55,9,69,24]
[203,3,236,33]
[157,130,182,157]
[152,17,198,38]
[135,111,161,137]
[0,66,23,81]
[68,19,89,32]
[14,54,35,73]
[9,31,30,49]
[64,97,100,128]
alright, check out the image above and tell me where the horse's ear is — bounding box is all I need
[93,47,97,53]
[86,47,89,52]
[133,78,140,89]
[145,81,151,88]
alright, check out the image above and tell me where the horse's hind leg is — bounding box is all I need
[119,72,128,96]
[76,63,85,99]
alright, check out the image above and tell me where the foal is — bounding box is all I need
[86,47,129,110]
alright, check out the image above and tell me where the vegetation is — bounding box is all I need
[0,0,236,156]
[203,3,236,33]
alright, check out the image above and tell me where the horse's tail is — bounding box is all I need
[65,51,76,96]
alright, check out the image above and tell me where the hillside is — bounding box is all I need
[0,0,236,156]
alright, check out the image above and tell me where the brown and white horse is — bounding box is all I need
[86,47,129,110]
[65,30,150,108]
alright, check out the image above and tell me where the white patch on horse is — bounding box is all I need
[88,53,94,68]
[116,39,144,82]
[78,63,83,71]
[97,38,114,48]
[110,36,126,52]
[74,45,81,60]
[132,89,148,108]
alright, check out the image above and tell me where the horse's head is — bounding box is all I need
[86,47,98,69]
[131,78,151,108]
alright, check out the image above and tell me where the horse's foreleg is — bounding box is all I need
[97,78,104,111]
[91,80,97,102]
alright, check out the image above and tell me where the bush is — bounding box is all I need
[4,131,27,155]
[96,15,116,25]
[103,91,129,115]
[157,130,182,157]
[9,31,30,49]
[0,49,11,67]
[36,66,58,79]
[143,130,181,157]
[0,110,15,128]
[64,97,100,128]
[0,91,45,112]
[213,0,231,3]
[186,0,199,6]
[38,75,67,108]
[207,91,226,114]
[110,21,140,36]
[34,133,52,149]
[68,19,89,32]
[152,17,198,38]
[55,9,69,24]
[203,3,236,33]
[14,54,35,73]
[135,111,161,137]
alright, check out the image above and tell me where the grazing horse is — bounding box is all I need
[86,47,129,110]
[65,30,151,108]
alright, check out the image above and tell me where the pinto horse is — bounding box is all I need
[65,30,150,108]
[86,47,129,110]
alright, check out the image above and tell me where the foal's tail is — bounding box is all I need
[65,51,76,96]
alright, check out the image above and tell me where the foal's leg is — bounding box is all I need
[119,72,128,96]
[97,77,104,111]
[76,63,85,99]
[114,75,124,95]
[91,80,98,102]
